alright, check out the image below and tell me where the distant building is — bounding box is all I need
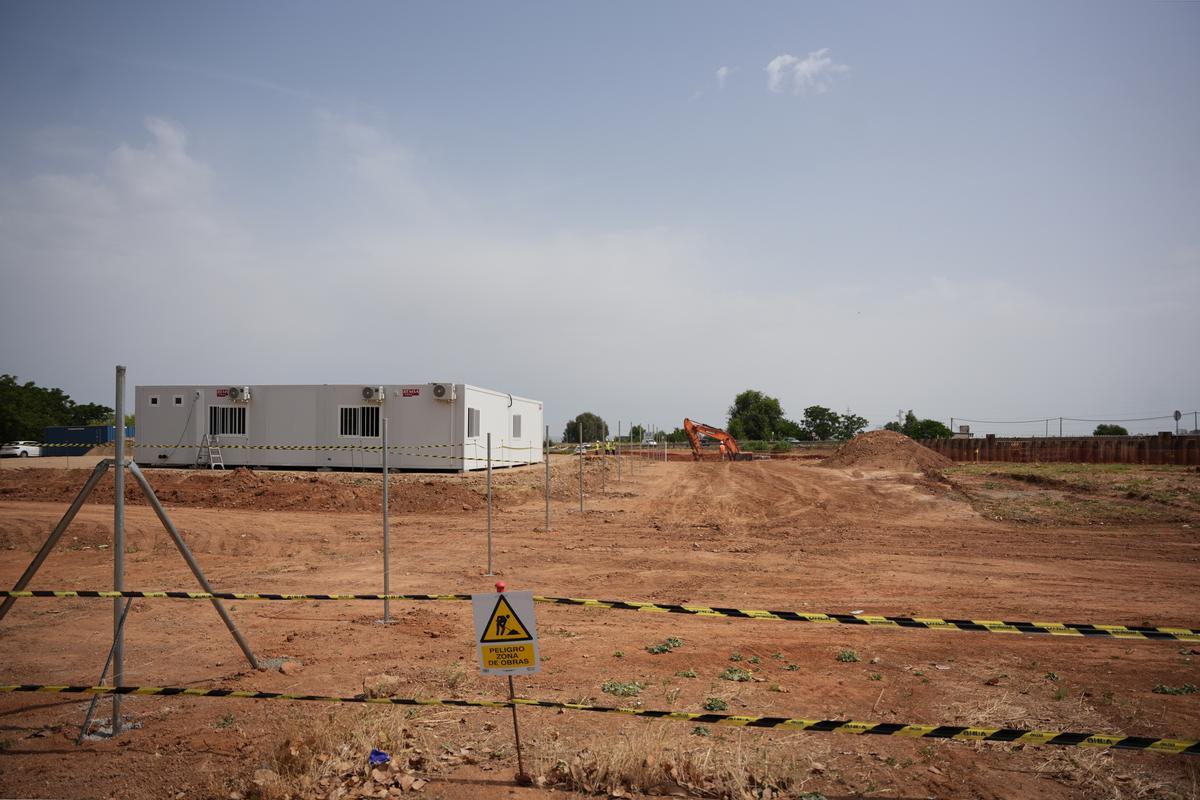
[135,383,542,471]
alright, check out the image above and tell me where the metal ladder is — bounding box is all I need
[200,434,224,470]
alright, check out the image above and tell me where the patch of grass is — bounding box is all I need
[772,652,785,660]
[532,724,834,799]
[601,680,644,698]
[691,726,710,736]
[1152,683,1197,695]
[442,661,468,692]
[869,673,882,681]
[703,697,728,711]
[748,655,761,665]
[612,650,624,659]
[785,664,800,671]
[720,667,752,682]
[646,637,683,655]
[729,652,743,662]
[1044,672,1059,681]
[215,714,236,729]
[836,649,859,663]
[674,669,697,678]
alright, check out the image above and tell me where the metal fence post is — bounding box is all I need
[382,417,390,623]
[113,365,125,735]
[617,421,621,482]
[578,423,584,513]
[486,432,493,576]
[544,424,550,532]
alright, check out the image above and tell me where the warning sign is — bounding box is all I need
[473,591,540,676]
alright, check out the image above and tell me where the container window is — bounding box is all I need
[339,406,380,437]
[340,406,359,437]
[149,396,159,406]
[512,414,522,438]
[173,395,184,406]
[208,406,246,436]
[468,408,480,438]
[361,406,380,438]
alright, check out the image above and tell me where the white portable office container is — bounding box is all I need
[134,383,543,471]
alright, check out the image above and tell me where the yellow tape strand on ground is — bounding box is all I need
[0,684,1194,755]
[3,590,1195,642]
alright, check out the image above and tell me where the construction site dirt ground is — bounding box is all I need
[1,454,1198,799]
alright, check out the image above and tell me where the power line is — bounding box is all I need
[953,412,1197,426]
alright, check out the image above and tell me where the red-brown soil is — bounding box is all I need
[0,456,1197,799]
[822,430,954,472]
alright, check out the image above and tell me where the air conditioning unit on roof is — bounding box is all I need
[431,383,456,401]
[362,386,385,403]
[228,386,251,402]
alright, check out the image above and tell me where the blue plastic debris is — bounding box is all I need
[369,748,391,766]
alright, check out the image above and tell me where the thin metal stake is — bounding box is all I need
[601,424,606,493]
[543,424,550,532]
[578,422,584,513]
[127,462,258,669]
[382,417,390,623]
[113,365,126,735]
[617,421,622,482]
[77,598,133,745]
[508,675,527,782]
[486,433,494,576]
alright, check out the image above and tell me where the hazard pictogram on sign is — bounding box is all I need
[472,590,540,676]
[479,595,533,643]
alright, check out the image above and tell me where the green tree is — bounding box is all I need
[906,418,953,439]
[835,412,869,440]
[1093,424,1129,436]
[662,427,689,443]
[800,406,841,440]
[629,424,645,442]
[887,410,952,440]
[0,374,114,441]
[563,412,608,443]
[727,390,787,440]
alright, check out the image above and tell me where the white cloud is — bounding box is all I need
[715,65,733,89]
[765,55,798,93]
[766,49,850,95]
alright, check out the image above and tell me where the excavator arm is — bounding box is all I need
[683,418,751,461]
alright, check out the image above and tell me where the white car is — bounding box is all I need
[1,441,41,458]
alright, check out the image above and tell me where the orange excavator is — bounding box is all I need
[683,418,754,462]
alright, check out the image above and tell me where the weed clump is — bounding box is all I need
[601,680,644,698]
[1152,683,1197,695]
[646,637,684,655]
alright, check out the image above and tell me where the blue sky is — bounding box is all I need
[1,1,1197,437]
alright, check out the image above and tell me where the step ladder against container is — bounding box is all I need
[198,434,224,470]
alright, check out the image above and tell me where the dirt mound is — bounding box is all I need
[821,430,953,472]
[0,467,487,514]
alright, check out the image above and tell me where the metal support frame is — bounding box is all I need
[113,366,125,733]
[0,460,112,623]
[543,424,550,532]
[3,440,260,740]
[77,598,133,744]
[127,462,259,670]
[486,433,494,576]
[382,418,390,623]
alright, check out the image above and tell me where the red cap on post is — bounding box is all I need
[495,581,506,593]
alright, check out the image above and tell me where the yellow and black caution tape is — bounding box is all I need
[1,684,1195,755]
[4,590,1196,642]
